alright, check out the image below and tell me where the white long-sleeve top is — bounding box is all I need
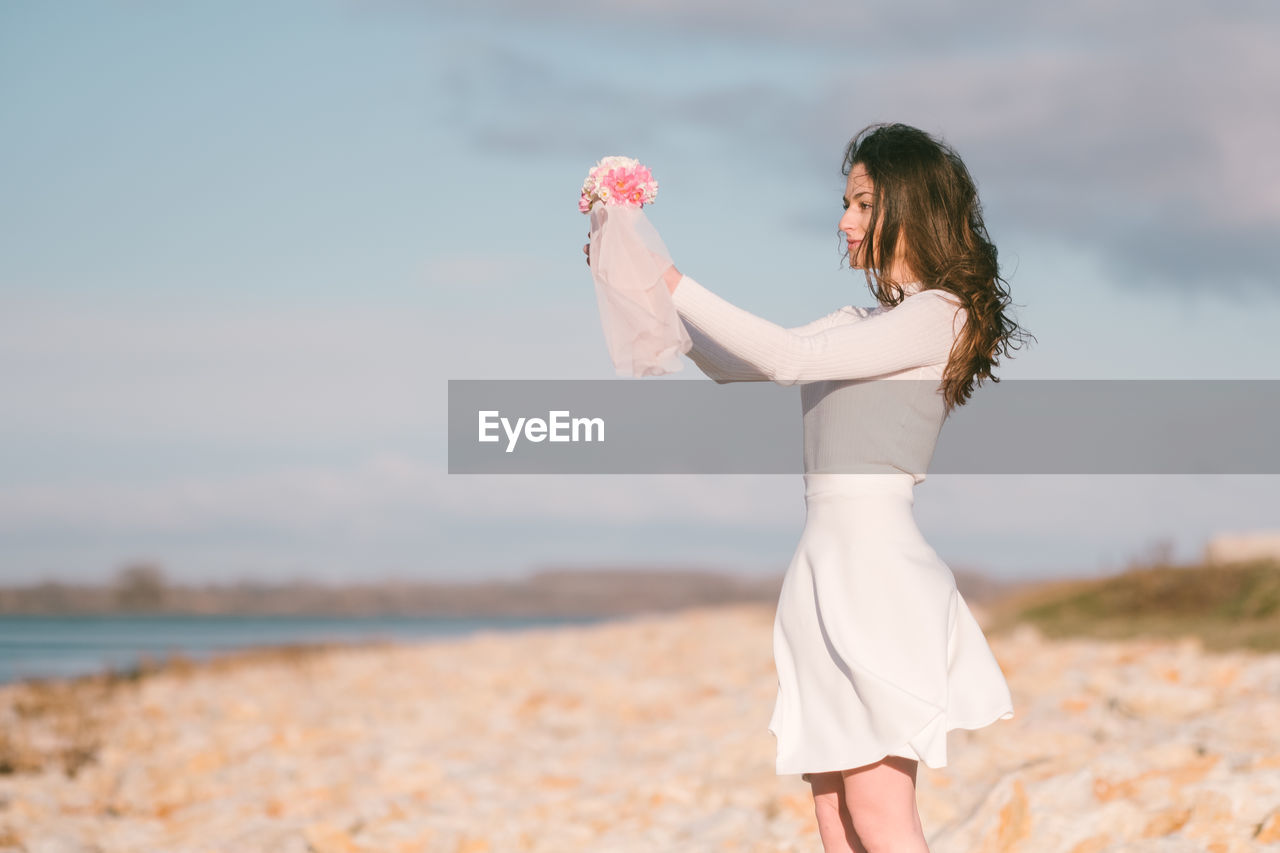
[670,273,968,483]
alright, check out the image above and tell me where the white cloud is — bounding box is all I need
[4,434,1278,585]
[0,453,803,535]
[0,280,620,443]
[435,3,1280,293]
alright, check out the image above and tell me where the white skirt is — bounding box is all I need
[768,472,1015,777]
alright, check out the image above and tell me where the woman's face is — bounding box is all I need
[839,163,876,270]
[840,163,911,282]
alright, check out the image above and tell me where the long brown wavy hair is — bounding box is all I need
[842,122,1034,414]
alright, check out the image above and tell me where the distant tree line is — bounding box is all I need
[0,561,1019,616]
[0,562,787,616]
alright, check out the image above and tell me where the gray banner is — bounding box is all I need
[447,379,1280,474]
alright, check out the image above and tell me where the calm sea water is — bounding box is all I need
[0,613,609,685]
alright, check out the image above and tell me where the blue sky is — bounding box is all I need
[2,0,1278,585]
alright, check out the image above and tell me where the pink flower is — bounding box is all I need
[578,155,659,214]
[603,167,639,198]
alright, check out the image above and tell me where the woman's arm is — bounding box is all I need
[668,269,966,386]
[666,263,882,332]
[682,324,771,383]
[667,267,884,383]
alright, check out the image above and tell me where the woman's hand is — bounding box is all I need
[662,263,682,295]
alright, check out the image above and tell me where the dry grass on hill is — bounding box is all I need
[983,558,1280,652]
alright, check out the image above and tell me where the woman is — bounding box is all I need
[585,122,1032,852]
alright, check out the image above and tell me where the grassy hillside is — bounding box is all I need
[983,558,1280,652]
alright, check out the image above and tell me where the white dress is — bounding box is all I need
[671,273,1015,776]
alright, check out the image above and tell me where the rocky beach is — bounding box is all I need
[2,601,1280,852]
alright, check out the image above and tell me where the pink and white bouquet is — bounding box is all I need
[580,155,690,378]
[579,156,659,214]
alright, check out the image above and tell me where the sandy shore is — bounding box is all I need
[2,603,1280,852]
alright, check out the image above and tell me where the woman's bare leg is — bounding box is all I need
[808,771,867,853]
[840,755,929,853]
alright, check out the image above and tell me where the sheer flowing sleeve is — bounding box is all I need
[672,274,965,385]
[586,205,692,377]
